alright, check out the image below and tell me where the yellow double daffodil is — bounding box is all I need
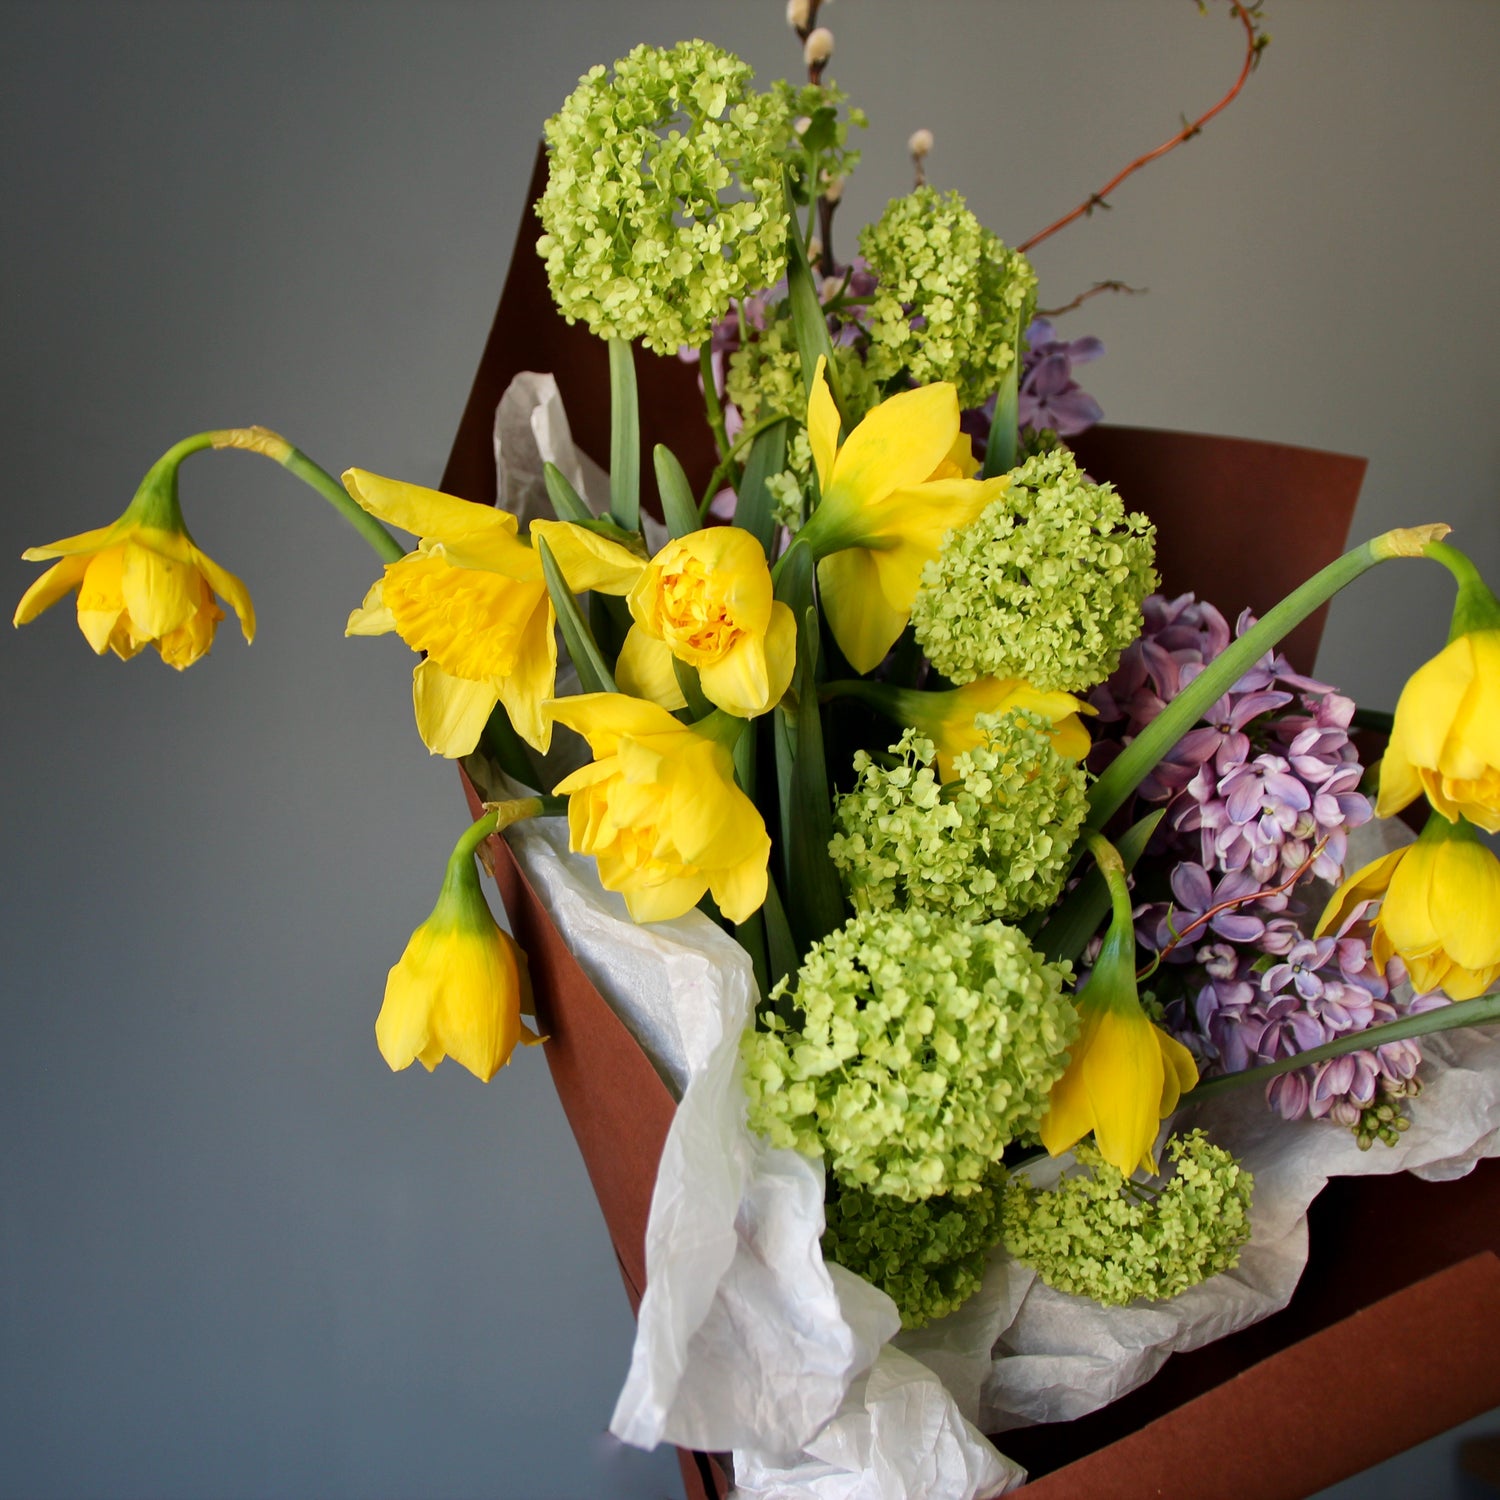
[1318,814,1500,1000]
[343,470,643,757]
[617,526,796,718]
[1040,835,1198,1176]
[547,693,770,923]
[14,449,254,669]
[377,802,545,1082]
[796,356,1006,674]
[1377,628,1500,834]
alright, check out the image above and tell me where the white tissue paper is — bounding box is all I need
[488,374,1500,1497]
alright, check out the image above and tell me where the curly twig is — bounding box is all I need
[1018,1,1268,255]
[1035,280,1147,319]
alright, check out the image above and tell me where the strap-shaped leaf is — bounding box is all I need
[761,871,800,997]
[672,658,713,720]
[783,168,843,421]
[543,461,594,525]
[536,535,616,695]
[609,337,640,530]
[982,312,1021,479]
[654,444,699,540]
[734,418,789,560]
[1036,809,1163,964]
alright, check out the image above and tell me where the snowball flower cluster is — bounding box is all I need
[742,909,1075,1202]
[828,713,1087,923]
[1001,1132,1253,1305]
[911,447,1157,692]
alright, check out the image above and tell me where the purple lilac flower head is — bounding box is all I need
[1017,316,1105,436]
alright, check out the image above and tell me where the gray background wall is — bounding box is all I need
[2,3,1497,1498]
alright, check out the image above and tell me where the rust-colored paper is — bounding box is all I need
[1019,1252,1500,1500]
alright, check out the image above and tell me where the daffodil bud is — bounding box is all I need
[13,431,257,668]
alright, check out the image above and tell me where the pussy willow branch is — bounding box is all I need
[1140,837,1328,978]
[1035,280,1147,319]
[1017,1,1267,255]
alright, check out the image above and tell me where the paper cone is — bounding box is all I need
[442,145,1497,1498]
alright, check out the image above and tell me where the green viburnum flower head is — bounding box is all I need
[911,446,1158,693]
[1000,1130,1253,1307]
[822,1165,1008,1330]
[725,313,878,482]
[829,713,1088,924]
[859,185,1038,409]
[536,41,791,355]
[742,908,1076,1203]
[773,80,868,200]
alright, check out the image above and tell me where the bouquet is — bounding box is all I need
[13,3,1500,1496]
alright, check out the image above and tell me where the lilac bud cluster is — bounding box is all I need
[1094,593,1435,1137]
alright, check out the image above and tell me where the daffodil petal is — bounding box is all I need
[345,577,397,637]
[547,691,685,756]
[1081,1005,1164,1177]
[13,554,89,626]
[1398,638,1478,772]
[191,546,256,644]
[531,519,645,596]
[21,521,128,561]
[1430,841,1500,970]
[1315,847,1407,938]
[824,381,960,511]
[818,548,909,675]
[807,354,841,494]
[708,843,770,924]
[1039,1035,1095,1159]
[411,658,499,759]
[1156,1026,1199,1115]
[1375,717,1424,819]
[120,538,200,639]
[615,625,688,710]
[343,469,519,555]
[494,590,558,754]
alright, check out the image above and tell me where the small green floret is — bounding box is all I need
[536,42,790,354]
[1000,1131,1253,1306]
[859,186,1037,409]
[829,714,1087,923]
[911,448,1158,693]
[772,80,867,194]
[742,909,1075,1202]
[823,1167,1008,1329]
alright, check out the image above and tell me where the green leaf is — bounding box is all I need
[536,536,617,695]
[762,871,800,995]
[783,168,842,419]
[476,705,542,790]
[734,418,789,559]
[543,461,594,525]
[1037,809,1164,964]
[654,444,699,540]
[981,314,1021,480]
[672,658,713,719]
[609,337,640,530]
[799,105,839,155]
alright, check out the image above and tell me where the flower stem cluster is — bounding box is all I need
[859,186,1037,409]
[911,447,1157,692]
[1001,1131,1253,1306]
[821,1167,1008,1329]
[742,908,1075,1202]
[536,42,790,354]
[828,714,1087,923]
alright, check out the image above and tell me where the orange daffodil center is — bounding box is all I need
[547,694,770,924]
[798,355,1007,674]
[618,526,796,718]
[342,469,643,757]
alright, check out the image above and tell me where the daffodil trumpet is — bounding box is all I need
[1376,540,1500,832]
[375,799,546,1082]
[1087,523,1454,833]
[1040,832,1198,1177]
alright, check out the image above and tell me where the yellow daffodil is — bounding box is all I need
[1040,835,1198,1176]
[14,443,254,669]
[1317,814,1500,1000]
[377,803,545,1082]
[343,469,644,757]
[547,694,770,923]
[619,526,796,718]
[796,355,1007,674]
[830,676,1094,781]
[1378,629,1500,834]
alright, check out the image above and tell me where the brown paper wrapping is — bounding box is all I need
[444,145,1498,1499]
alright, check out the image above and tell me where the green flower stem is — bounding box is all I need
[1181,993,1500,1105]
[1425,540,1500,640]
[698,413,788,516]
[699,340,734,464]
[444,798,552,892]
[1086,527,1448,833]
[1084,831,1132,935]
[206,427,405,564]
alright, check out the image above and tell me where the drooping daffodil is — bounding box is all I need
[547,693,770,923]
[343,469,644,757]
[795,355,1006,674]
[377,800,545,1082]
[1040,834,1198,1176]
[617,525,796,718]
[1378,543,1500,832]
[1317,811,1500,1000]
[14,435,254,668]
